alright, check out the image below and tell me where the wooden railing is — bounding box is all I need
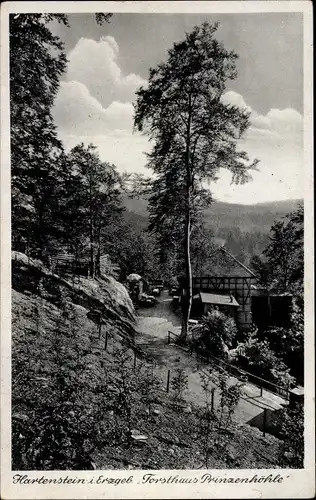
[167,330,291,401]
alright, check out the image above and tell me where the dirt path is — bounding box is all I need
[136,290,287,429]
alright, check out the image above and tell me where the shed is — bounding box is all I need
[192,292,239,318]
[179,246,257,330]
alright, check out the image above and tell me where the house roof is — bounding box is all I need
[199,292,239,307]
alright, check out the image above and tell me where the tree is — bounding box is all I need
[134,22,258,339]
[10,13,112,260]
[10,14,68,258]
[251,205,304,292]
[249,206,304,384]
[63,144,123,277]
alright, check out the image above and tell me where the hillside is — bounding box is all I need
[11,252,283,470]
[203,199,303,234]
[122,196,302,264]
[122,195,302,233]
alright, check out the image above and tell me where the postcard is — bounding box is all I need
[1,1,314,498]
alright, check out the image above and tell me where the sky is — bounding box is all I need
[51,12,304,205]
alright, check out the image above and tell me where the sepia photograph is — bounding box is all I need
[0,1,314,499]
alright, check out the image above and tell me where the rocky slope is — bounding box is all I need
[11,252,283,470]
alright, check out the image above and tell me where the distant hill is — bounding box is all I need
[121,195,302,265]
[203,199,302,234]
[122,195,302,234]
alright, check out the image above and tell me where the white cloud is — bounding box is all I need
[53,80,149,176]
[215,91,303,202]
[222,91,303,139]
[65,36,147,108]
[54,43,303,204]
[221,91,252,113]
[53,81,135,134]
[251,108,303,140]
[59,131,151,176]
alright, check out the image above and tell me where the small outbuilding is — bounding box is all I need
[192,292,239,319]
[179,246,258,331]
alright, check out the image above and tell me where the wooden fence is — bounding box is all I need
[167,330,291,401]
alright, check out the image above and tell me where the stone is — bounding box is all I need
[131,434,148,444]
[183,405,192,414]
[131,430,148,443]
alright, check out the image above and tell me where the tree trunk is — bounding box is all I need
[89,180,94,278]
[180,94,193,341]
[95,226,101,277]
[180,203,192,340]
[89,224,94,278]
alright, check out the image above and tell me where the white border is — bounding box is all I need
[1,2,314,499]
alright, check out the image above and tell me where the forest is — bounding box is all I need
[10,13,304,471]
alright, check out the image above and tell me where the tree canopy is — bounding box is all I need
[10,13,113,261]
[134,22,258,337]
[251,205,304,293]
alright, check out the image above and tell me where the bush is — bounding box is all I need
[276,402,304,468]
[194,308,237,358]
[198,372,243,467]
[234,329,295,388]
[170,368,188,402]
[264,296,304,385]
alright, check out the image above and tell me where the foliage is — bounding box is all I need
[246,206,304,386]
[170,369,189,402]
[198,372,242,467]
[95,13,113,25]
[10,13,113,263]
[134,22,258,338]
[259,295,304,385]
[251,205,304,292]
[62,143,123,276]
[276,402,304,468]
[10,14,68,259]
[234,329,295,388]
[104,216,160,281]
[12,300,114,469]
[195,308,238,357]
[12,299,162,469]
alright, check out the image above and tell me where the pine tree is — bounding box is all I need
[10,14,69,259]
[63,144,123,276]
[10,13,113,260]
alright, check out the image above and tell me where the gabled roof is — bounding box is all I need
[199,292,239,307]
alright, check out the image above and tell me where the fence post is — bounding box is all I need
[133,351,137,369]
[98,321,102,339]
[263,408,267,437]
[168,331,170,345]
[211,388,215,412]
[260,385,263,397]
[104,328,109,351]
[166,369,171,393]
